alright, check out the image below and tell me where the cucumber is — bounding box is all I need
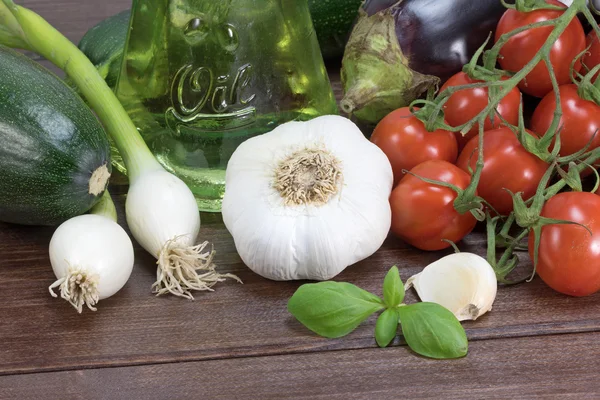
[78,1,362,87]
[0,46,111,226]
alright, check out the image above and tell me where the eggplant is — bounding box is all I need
[341,0,507,124]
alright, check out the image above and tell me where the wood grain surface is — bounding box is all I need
[2,332,599,400]
[3,201,600,376]
[1,0,600,398]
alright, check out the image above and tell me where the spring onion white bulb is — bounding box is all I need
[49,192,133,313]
[222,115,393,281]
[125,168,241,298]
[0,2,240,299]
[406,253,498,321]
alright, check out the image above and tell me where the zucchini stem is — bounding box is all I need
[0,0,160,182]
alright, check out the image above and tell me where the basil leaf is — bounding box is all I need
[288,282,384,339]
[398,302,468,359]
[375,308,399,348]
[383,266,404,308]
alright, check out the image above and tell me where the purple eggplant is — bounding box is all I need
[341,0,507,124]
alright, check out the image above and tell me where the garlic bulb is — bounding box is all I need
[406,253,497,321]
[222,115,393,281]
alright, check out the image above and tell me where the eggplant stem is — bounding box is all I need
[153,239,242,299]
[340,98,356,114]
[49,264,100,313]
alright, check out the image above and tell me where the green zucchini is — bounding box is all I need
[78,1,362,88]
[0,46,111,226]
[77,9,131,89]
[308,0,363,59]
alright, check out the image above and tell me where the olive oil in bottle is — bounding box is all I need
[114,0,338,211]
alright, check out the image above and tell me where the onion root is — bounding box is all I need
[48,264,100,313]
[153,238,242,299]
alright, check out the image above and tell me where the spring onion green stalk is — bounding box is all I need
[0,0,239,298]
[49,191,134,313]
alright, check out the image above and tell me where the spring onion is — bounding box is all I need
[49,192,133,313]
[0,0,239,298]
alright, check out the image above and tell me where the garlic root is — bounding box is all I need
[153,239,242,299]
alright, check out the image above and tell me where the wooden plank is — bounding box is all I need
[2,195,600,376]
[1,332,598,399]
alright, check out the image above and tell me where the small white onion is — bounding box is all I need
[406,253,498,321]
[49,214,134,313]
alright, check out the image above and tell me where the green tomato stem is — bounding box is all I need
[543,146,600,198]
[556,162,583,191]
[462,34,495,81]
[510,0,566,13]
[453,121,486,218]
[478,2,581,121]
[577,64,600,103]
[485,213,523,284]
[417,1,583,135]
[0,0,162,182]
[584,6,600,39]
[483,19,558,71]
[415,0,590,222]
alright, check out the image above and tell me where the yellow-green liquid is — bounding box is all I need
[114,0,338,211]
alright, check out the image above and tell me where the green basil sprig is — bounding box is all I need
[287,266,468,359]
[287,282,384,338]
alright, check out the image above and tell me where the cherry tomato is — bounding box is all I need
[440,72,521,150]
[371,107,458,186]
[529,192,600,297]
[495,0,586,98]
[456,128,548,216]
[390,160,477,251]
[582,30,600,81]
[530,84,600,175]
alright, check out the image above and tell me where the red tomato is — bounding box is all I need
[440,72,521,150]
[530,84,600,174]
[495,0,586,98]
[390,160,477,251]
[457,128,547,216]
[529,192,600,296]
[371,107,458,186]
[582,30,600,81]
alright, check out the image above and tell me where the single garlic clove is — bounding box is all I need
[406,253,498,321]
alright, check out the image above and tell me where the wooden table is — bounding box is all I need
[2,1,600,398]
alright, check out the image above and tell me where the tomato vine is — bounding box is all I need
[409,0,600,282]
